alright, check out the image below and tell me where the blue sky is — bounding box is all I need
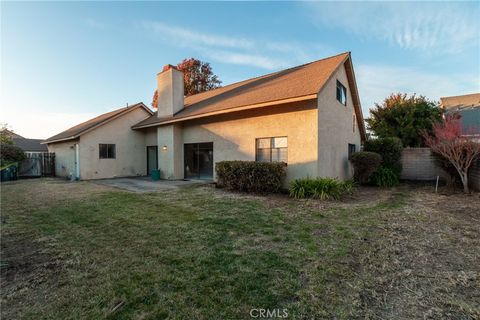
[1,1,479,138]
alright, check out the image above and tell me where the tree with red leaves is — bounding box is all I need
[422,114,480,193]
[151,58,221,108]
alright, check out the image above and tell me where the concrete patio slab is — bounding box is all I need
[93,177,210,193]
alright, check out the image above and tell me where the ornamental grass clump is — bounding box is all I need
[289,177,356,200]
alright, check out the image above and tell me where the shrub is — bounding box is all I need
[289,178,313,199]
[215,161,286,193]
[350,152,382,184]
[289,178,356,200]
[0,144,25,164]
[364,137,403,175]
[340,180,357,195]
[372,167,400,187]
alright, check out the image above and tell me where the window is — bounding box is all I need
[348,143,356,160]
[353,114,356,133]
[336,80,347,106]
[99,144,116,159]
[256,137,287,163]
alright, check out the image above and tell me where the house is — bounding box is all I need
[0,129,24,140]
[440,93,480,139]
[1,129,48,152]
[43,104,153,179]
[44,52,366,182]
[12,138,48,153]
[440,93,480,191]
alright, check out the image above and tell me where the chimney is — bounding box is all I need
[157,64,184,118]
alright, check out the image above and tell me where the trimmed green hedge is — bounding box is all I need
[289,178,356,200]
[215,161,286,193]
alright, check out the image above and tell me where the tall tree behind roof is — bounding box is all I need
[152,58,221,109]
[366,93,442,147]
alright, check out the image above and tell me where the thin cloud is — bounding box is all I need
[197,48,289,70]
[141,21,254,50]
[138,21,332,70]
[305,2,479,53]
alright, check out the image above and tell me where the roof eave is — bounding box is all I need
[132,94,318,129]
[41,136,78,144]
[343,55,367,142]
[44,103,152,144]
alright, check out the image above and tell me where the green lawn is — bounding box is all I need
[1,179,479,319]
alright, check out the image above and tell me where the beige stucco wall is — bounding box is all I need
[47,139,78,178]
[144,128,157,146]
[317,63,362,180]
[78,107,150,179]
[157,124,183,179]
[176,100,318,182]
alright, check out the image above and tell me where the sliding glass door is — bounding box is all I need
[184,142,213,180]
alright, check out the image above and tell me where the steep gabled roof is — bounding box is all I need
[1,129,24,139]
[132,52,366,141]
[43,103,152,144]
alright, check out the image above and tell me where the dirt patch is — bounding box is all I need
[204,185,394,214]
[1,235,61,295]
[1,237,58,288]
[0,179,113,307]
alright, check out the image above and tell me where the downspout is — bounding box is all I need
[75,143,80,180]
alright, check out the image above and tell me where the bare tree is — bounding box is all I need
[422,114,480,193]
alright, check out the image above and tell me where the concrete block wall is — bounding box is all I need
[401,147,480,191]
[469,159,480,191]
[400,148,446,181]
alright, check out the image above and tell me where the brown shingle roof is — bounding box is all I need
[133,52,353,128]
[43,103,152,144]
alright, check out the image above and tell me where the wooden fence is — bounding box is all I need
[18,152,55,177]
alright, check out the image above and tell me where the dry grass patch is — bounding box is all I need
[1,179,479,319]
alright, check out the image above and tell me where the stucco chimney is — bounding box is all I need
[157,64,184,118]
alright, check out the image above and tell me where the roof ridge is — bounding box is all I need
[44,102,147,143]
[184,51,350,102]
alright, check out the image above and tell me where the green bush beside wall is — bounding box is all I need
[289,177,356,200]
[350,152,382,185]
[372,167,400,187]
[364,137,403,186]
[364,137,403,175]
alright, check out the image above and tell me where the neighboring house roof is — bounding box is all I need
[440,93,480,110]
[43,103,153,144]
[1,129,24,139]
[12,138,48,152]
[441,93,480,136]
[132,52,366,140]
